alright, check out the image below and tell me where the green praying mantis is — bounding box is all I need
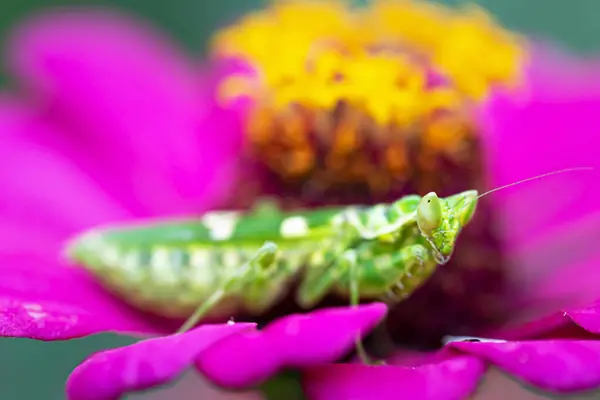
[65,167,591,363]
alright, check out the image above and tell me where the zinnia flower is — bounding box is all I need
[2,1,600,399]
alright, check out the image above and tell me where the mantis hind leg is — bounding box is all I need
[176,241,278,334]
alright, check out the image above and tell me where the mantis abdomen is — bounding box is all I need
[70,237,322,319]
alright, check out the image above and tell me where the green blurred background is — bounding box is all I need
[0,1,598,399]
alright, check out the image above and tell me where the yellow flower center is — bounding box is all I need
[210,0,525,198]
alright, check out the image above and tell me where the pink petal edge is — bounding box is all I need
[66,323,256,400]
[303,356,485,400]
[6,8,242,216]
[568,300,600,334]
[0,254,166,340]
[195,303,388,389]
[451,340,600,393]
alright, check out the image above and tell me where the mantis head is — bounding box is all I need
[416,190,478,263]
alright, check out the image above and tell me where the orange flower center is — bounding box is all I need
[210,0,525,199]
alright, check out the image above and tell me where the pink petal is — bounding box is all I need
[490,311,571,341]
[524,43,600,100]
[303,356,484,400]
[6,9,243,216]
[568,300,600,334]
[452,340,600,393]
[478,46,600,314]
[195,304,388,389]
[0,253,166,340]
[0,99,133,255]
[471,366,600,400]
[0,100,162,339]
[517,253,600,318]
[480,45,600,246]
[66,323,255,400]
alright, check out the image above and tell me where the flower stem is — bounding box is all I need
[258,370,307,400]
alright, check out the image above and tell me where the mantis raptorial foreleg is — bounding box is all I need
[176,241,279,333]
[345,244,428,365]
[296,248,346,309]
[296,248,375,364]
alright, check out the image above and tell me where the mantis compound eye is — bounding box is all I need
[416,192,442,234]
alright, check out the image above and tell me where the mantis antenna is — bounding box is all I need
[455,166,595,214]
[476,167,594,200]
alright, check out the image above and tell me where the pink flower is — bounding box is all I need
[2,3,600,400]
